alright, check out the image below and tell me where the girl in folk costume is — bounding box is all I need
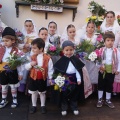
[80,21,99,85]
[61,24,80,46]
[52,41,84,116]
[62,24,92,98]
[18,19,38,92]
[80,21,98,45]
[25,38,54,114]
[97,32,120,109]
[47,21,60,47]
[19,18,38,53]
[38,27,52,53]
[0,27,23,108]
[100,11,120,48]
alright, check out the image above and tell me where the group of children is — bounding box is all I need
[0,10,120,116]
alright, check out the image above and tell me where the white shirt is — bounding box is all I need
[2,47,12,62]
[25,53,54,79]
[66,61,81,82]
[105,48,120,72]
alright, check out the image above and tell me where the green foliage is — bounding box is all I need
[88,1,106,16]
[76,40,95,54]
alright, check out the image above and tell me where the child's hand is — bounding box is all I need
[115,71,119,75]
[31,61,37,66]
[18,75,23,80]
[77,81,81,85]
[100,66,105,72]
[49,79,53,85]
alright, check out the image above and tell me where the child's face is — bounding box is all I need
[31,44,43,55]
[38,30,48,42]
[48,23,57,35]
[24,21,34,34]
[67,27,76,39]
[104,38,114,48]
[86,23,95,34]
[2,38,15,48]
[63,46,74,58]
[106,13,115,25]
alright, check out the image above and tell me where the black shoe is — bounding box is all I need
[30,106,37,114]
[41,106,47,114]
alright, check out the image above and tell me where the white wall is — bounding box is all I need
[0,0,120,34]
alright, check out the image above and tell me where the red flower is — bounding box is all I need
[0,4,2,9]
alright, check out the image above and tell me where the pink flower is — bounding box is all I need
[17,52,25,56]
[95,49,102,57]
[49,46,56,52]
[97,34,103,42]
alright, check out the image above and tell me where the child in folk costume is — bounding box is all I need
[25,38,54,114]
[97,32,120,109]
[62,24,92,98]
[47,21,60,47]
[0,27,23,108]
[38,27,52,53]
[18,19,38,92]
[80,21,99,85]
[52,40,84,116]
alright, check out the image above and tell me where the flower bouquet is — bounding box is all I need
[117,15,120,25]
[14,28,24,44]
[86,15,104,28]
[75,40,95,59]
[47,45,62,56]
[52,74,71,92]
[88,1,106,16]
[4,51,28,71]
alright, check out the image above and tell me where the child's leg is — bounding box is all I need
[39,92,46,107]
[97,72,104,107]
[10,85,18,108]
[61,91,68,116]
[31,91,38,107]
[0,85,9,108]
[97,72,104,99]
[105,73,115,108]
[38,91,46,114]
[29,91,38,114]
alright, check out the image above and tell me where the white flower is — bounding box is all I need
[88,52,97,61]
[11,51,16,57]
[54,76,65,87]
[60,0,64,4]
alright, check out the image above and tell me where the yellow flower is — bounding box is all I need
[86,18,90,22]
[54,84,59,90]
[91,16,97,20]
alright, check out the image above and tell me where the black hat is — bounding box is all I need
[2,27,16,37]
[62,40,74,49]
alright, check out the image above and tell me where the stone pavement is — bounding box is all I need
[0,92,120,120]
